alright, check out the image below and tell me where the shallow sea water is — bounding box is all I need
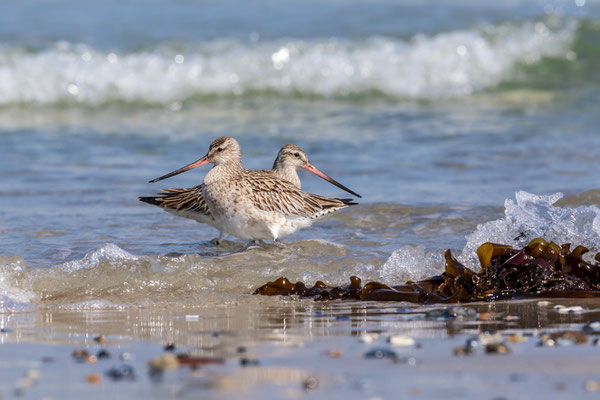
[2,0,600,398]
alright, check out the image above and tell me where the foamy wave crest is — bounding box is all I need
[380,245,443,283]
[0,240,383,306]
[459,191,600,269]
[0,20,576,104]
[380,190,600,279]
[0,256,36,311]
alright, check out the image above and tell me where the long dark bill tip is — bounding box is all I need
[149,155,209,183]
[305,163,362,198]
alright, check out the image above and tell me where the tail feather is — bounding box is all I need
[338,198,358,206]
[139,185,211,216]
[310,193,358,209]
[139,196,164,206]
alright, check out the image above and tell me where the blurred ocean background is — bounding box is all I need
[1,0,600,308]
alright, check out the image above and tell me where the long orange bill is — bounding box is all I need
[149,155,210,183]
[304,162,362,198]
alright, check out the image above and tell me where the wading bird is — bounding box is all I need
[141,138,359,243]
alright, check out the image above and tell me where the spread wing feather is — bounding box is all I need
[243,172,355,216]
[139,185,211,216]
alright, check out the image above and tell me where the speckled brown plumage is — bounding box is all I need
[139,185,211,215]
[200,137,357,240]
[141,137,359,242]
[139,144,307,220]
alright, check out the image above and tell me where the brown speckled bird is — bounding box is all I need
[141,138,359,243]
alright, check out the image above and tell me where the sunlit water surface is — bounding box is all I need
[1,1,600,397]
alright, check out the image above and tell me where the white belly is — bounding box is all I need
[212,210,314,240]
[202,168,318,241]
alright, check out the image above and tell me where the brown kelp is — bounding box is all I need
[253,238,600,303]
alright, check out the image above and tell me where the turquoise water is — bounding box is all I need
[1,0,600,307]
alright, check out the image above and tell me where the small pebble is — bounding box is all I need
[164,343,176,352]
[105,365,136,381]
[94,335,106,345]
[86,355,98,364]
[364,348,397,361]
[323,350,343,358]
[359,333,379,344]
[554,305,585,314]
[26,369,40,380]
[477,313,492,321]
[240,358,260,366]
[177,354,225,367]
[586,380,600,392]
[583,321,600,334]
[236,346,247,353]
[485,344,510,354]
[539,337,556,347]
[87,373,102,385]
[303,376,318,391]
[539,331,587,347]
[97,349,111,359]
[1,327,12,333]
[397,356,418,366]
[16,378,34,389]
[72,349,90,362]
[120,352,135,361]
[554,382,567,392]
[453,345,474,356]
[465,337,480,348]
[506,333,526,343]
[387,335,415,347]
[150,354,179,371]
[478,331,504,347]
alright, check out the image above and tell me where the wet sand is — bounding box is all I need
[2,297,600,399]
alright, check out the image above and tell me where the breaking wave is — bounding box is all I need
[0,19,582,105]
[382,191,600,281]
[2,191,599,309]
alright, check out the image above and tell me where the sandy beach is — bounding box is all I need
[2,298,600,399]
[2,0,600,398]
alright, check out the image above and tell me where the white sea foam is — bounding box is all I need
[3,190,599,307]
[381,191,600,278]
[0,256,36,311]
[0,20,576,104]
[58,243,138,272]
[459,191,600,269]
[380,245,444,283]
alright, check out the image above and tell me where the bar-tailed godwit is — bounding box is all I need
[144,137,359,242]
[140,144,360,242]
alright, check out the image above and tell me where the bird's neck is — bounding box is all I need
[205,160,244,185]
[274,166,301,188]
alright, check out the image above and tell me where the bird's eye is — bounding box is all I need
[217,147,223,152]
[294,152,300,158]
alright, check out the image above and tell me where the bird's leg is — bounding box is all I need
[210,231,228,246]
